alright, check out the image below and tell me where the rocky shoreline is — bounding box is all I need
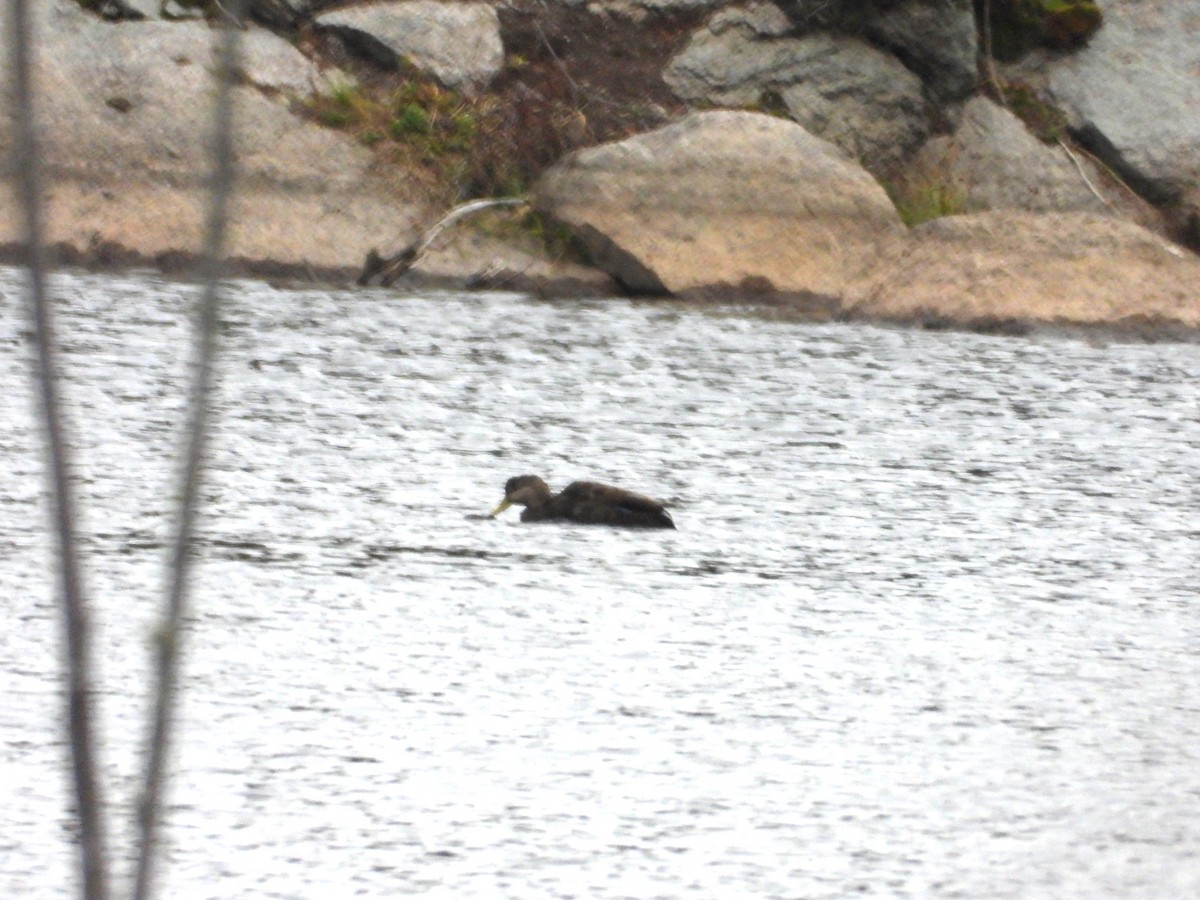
[2,0,1198,338]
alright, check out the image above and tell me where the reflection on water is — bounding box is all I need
[2,267,1199,898]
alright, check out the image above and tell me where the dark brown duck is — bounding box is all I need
[490,475,675,529]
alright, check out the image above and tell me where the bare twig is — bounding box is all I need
[8,2,112,897]
[984,0,1003,105]
[1057,138,1111,209]
[534,21,582,109]
[1064,140,1148,207]
[980,0,1006,107]
[131,5,244,899]
[358,197,528,286]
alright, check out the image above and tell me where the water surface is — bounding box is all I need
[2,267,1199,898]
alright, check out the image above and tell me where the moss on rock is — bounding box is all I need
[1040,0,1103,49]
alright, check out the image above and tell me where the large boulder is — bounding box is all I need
[664,4,930,172]
[0,1,424,275]
[532,110,904,298]
[1043,0,1200,208]
[848,210,1200,332]
[314,1,503,95]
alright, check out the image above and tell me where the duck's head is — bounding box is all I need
[490,475,551,517]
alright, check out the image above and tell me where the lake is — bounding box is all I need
[2,266,1199,898]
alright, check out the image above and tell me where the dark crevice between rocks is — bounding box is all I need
[318,26,403,71]
[1069,122,1200,252]
[563,224,670,297]
[1070,123,1175,206]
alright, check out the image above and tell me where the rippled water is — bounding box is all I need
[2,266,1199,898]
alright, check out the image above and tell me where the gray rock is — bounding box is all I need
[911,96,1132,215]
[0,1,424,272]
[664,4,930,172]
[864,0,977,102]
[1045,0,1200,204]
[708,1,794,38]
[775,35,929,172]
[236,27,325,94]
[663,3,805,107]
[315,1,503,95]
[533,110,904,298]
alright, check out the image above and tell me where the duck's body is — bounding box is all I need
[490,475,675,529]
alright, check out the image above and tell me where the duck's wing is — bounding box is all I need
[558,481,676,529]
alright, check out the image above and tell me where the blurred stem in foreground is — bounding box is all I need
[132,5,244,900]
[8,0,111,897]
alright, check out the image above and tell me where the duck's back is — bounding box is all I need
[556,481,675,529]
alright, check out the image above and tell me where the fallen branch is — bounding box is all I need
[1057,138,1111,209]
[133,8,244,899]
[358,197,528,287]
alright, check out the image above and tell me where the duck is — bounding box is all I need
[490,475,675,529]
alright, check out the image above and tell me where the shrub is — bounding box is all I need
[391,104,432,138]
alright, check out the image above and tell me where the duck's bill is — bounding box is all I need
[490,499,513,518]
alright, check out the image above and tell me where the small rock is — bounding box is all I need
[236,27,324,95]
[315,1,503,95]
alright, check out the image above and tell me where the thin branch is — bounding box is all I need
[8,1,111,897]
[358,197,528,286]
[131,5,244,898]
[1057,138,1111,209]
[534,21,581,109]
[980,0,1006,107]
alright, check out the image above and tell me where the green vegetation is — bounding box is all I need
[750,90,791,119]
[296,0,691,210]
[391,103,432,137]
[1000,82,1070,144]
[305,68,588,204]
[888,176,969,227]
[426,204,588,265]
[1039,0,1104,48]
[314,77,374,128]
[521,211,588,261]
[307,76,488,197]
